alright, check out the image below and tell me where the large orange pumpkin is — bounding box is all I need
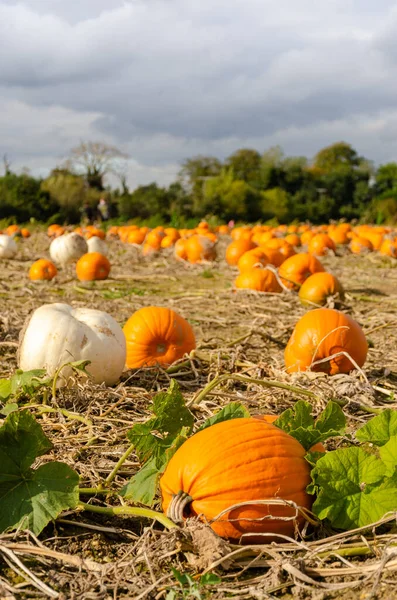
[278,253,325,290]
[123,306,196,368]
[285,308,368,375]
[235,268,282,293]
[160,418,313,541]
[76,252,111,281]
[298,272,344,307]
[29,259,57,281]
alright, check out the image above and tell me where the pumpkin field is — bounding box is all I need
[0,222,397,599]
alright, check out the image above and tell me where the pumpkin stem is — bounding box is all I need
[167,491,193,523]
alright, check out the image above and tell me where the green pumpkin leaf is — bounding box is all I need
[0,410,79,535]
[124,381,193,505]
[120,457,160,505]
[199,402,250,431]
[151,379,194,434]
[275,400,345,450]
[122,426,190,505]
[356,410,397,446]
[309,447,397,529]
[379,435,397,476]
[0,379,12,400]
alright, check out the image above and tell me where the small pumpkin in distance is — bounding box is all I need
[237,248,269,273]
[308,234,336,256]
[29,258,57,281]
[160,418,313,541]
[278,253,325,290]
[285,308,368,375]
[76,252,111,281]
[225,239,256,265]
[235,268,282,293]
[123,306,196,368]
[298,272,344,307]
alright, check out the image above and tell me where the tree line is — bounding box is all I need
[1,141,397,225]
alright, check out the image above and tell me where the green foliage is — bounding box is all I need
[198,402,250,431]
[261,187,289,221]
[203,169,262,220]
[0,369,51,402]
[166,567,221,599]
[309,409,397,530]
[308,448,397,530]
[0,172,58,222]
[0,410,79,534]
[312,141,362,173]
[274,400,346,450]
[121,380,194,505]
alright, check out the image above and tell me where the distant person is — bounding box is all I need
[98,198,110,222]
[81,202,94,225]
[228,219,235,229]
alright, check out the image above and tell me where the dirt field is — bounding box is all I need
[0,232,397,599]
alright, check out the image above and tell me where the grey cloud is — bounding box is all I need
[2,0,397,185]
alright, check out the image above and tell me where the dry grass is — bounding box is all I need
[0,232,397,599]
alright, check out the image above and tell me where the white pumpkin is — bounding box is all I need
[50,232,88,266]
[0,234,18,259]
[87,236,108,256]
[18,303,126,386]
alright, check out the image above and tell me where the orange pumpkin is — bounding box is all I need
[308,234,336,256]
[225,240,256,265]
[6,224,20,237]
[261,247,285,267]
[174,238,188,261]
[76,252,111,281]
[349,236,373,254]
[160,418,313,541]
[20,228,31,238]
[185,235,216,263]
[255,415,325,452]
[278,253,325,290]
[127,229,146,245]
[264,238,296,259]
[379,238,397,258]
[123,306,196,368]
[235,268,282,293]
[298,272,344,307]
[285,308,368,375]
[237,248,269,273]
[29,259,57,281]
[285,233,301,247]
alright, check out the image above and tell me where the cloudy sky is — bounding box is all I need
[1,0,397,188]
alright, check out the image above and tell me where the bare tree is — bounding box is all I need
[68,141,129,190]
[2,154,11,175]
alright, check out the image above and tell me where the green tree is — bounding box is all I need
[375,163,397,195]
[0,172,57,222]
[203,169,262,220]
[225,149,262,187]
[261,187,290,221]
[179,156,222,215]
[118,183,171,221]
[41,169,89,222]
[312,141,361,173]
